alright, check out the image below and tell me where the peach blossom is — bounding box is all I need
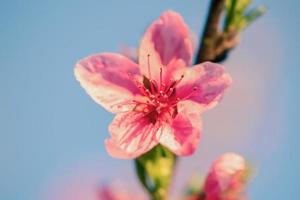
[204,153,248,200]
[75,11,231,159]
[98,184,145,200]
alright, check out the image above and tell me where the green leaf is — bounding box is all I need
[225,0,238,31]
[242,6,267,29]
[224,0,266,32]
[236,0,251,13]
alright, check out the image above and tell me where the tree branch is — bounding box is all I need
[195,0,226,64]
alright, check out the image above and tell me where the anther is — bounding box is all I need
[173,75,185,87]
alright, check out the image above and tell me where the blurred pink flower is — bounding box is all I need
[98,184,145,200]
[75,11,231,159]
[204,153,248,200]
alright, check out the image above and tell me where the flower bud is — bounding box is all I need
[204,153,248,200]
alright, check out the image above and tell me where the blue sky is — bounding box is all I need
[1,0,299,199]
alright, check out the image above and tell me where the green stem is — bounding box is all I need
[134,145,176,200]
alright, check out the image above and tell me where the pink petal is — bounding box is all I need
[157,101,202,156]
[139,11,193,81]
[75,53,141,113]
[105,111,159,159]
[176,62,232,110]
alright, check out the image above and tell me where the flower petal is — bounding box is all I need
[158,101,202,156]
[105,111,159,159]
[139,11,193,81]
[75,53,141,113]
[176,62,232,110]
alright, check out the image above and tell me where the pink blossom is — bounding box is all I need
[75,11,232,159]
[98,184,145,200]
[204,153,248,200]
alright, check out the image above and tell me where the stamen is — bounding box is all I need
[147,54,151,79]
[160,67,163,89]
[149,79,157,94]
[127,72,151,97]
[160,83,166,92]
[165,88,174,96]
[164,74,184,96]
[144,88,152,97]
[172,75,185,88]
[151,79,158,91]
[128,63,192,125]
[181,86,199,100]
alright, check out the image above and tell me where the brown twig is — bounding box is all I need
[195,0,225,64]
[195,0,239,64]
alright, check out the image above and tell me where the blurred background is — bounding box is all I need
[1,0,299,199]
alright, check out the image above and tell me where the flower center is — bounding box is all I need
[127,54,198,124]
[131,74,181,124]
